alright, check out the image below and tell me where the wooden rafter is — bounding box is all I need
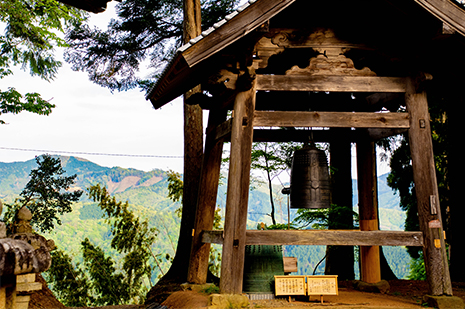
[414,0,465,35]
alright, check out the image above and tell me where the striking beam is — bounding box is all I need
[253,111,410,128]
[256,75,408,93]
[202,230,424,247]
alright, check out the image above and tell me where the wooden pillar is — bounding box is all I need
[326,130,354,280]
[188,109,227,284]
[220,80,257,294]
[356,139,381,283]
[405,77,452,296]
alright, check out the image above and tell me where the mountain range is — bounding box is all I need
[0,155,410,280]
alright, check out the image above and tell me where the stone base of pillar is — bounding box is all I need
[423,294,465,309]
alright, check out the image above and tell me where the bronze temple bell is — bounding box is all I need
[290,142,331,209]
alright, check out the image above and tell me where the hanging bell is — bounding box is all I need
[290,143,331,209]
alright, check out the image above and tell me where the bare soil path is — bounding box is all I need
[30,278,465,309]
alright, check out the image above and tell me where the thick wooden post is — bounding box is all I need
[357,139,381,283]
[326,130,354,280]
[220,80,256,294]
[405,78,452,296]
[188,109,227,284]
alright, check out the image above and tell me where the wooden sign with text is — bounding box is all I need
[274,275,338,297]
[307,275,338,295]
[274,276,306,296]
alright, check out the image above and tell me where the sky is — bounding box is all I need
[0,2,391,179]
[1,3,191,173]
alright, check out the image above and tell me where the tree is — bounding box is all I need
[64,0,239,92]
[46,184,160,306]
[46,249,94,307]
[0,0,84,123]
[3,154,83,233]
[250,141,298,225]
[64,0,239,289]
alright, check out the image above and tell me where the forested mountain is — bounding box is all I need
[0,156,410,281]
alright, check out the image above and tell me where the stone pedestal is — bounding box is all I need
[423,294,465,309]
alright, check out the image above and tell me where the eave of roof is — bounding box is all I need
[415,0,465,36]
[146,0,297,108]
[146,0,465,109]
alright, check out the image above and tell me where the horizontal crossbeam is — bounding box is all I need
[253,111,410,128]
[201,230,424,247]
[256,75,408,92]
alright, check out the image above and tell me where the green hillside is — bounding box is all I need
[0,155,410,282]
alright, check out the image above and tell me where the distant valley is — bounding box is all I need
[0,155,410,281]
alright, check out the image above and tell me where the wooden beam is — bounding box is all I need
[202,230,424,247]
[357,140,381,283]
[214,118,233,141]
[414,0,465,36]
[405,78,452,295]
[188,109,227,284]
[253,111,410,128]
[218,128,407,143]
[220,80,256,294]
[256,75,408,92]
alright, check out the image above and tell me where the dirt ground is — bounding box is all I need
[30,278,465,309]
[161,280,465,308]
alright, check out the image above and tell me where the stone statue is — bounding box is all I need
[13,206,33,234]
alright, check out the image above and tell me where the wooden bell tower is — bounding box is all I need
[146,0,464,297]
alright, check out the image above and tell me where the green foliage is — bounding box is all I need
[3,154,83,233]
[408,252,426,280]
[167,169,183,203]
[0,0,84,123]
[258,222,297,230]
[81,238,140,305]
[64,0,239,92]
[1,156,414,287]
[45,249,93,307]
[201,284,220,294]
[208,208,223,277]
[293,204,358,230]
[88,184,156,253]
[47,184,160,306]
[78,202,104,220]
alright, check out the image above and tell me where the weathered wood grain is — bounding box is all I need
[220,80,256,294]
[248,128,407,143]
[202,230,424,247]
[357,140,381,283]
[253,111,410,128]
[406,78,452,295]
[414,0,465,36]
[188,109,227,284]
[256,75,408,92]
[214,118,232,141]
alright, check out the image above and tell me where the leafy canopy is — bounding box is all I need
[0,0,85,123]
[64,0,239,92]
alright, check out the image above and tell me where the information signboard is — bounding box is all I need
[307,275,338,295]
[274,275,306,296]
